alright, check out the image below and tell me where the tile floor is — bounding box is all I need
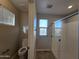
[36,51,56,59]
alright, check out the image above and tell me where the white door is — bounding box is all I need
[51,20,62,59]
[55,20,62,59]
[51,23,57,57]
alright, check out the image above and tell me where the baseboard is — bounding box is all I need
[36,49,51,51]
[51,50,57,59]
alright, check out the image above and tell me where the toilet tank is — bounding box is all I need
[22,39,28,47]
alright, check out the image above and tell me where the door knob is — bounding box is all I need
[59,39,61,42]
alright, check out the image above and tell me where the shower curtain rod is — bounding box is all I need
[61,11,78,20]
[48,11,78,28]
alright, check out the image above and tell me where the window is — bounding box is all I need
[0,6,15,26]
[55,20,62,28]
[55,20,62,36]
[34,16,37,31]
[34,16,37,35]
[39,19,48,36]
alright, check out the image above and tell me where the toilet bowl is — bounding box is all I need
[18,47,28,59]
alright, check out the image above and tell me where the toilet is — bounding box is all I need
[18,39,28,59]
[18,47,28,59]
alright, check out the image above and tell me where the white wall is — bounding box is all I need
[28,1,36,59]
[19,12,28,47]
[36,14,60,50]
[61,14,78,59]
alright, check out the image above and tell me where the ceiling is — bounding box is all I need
[11,0,28,12]
[11,0,78,16]
[37,0,78,16]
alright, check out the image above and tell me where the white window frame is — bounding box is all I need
[0,5,15,26]
[39,19,48,36]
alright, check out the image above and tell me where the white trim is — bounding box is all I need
[51,50,58,59]
[36,49,51,51]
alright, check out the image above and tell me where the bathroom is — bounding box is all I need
[0,0,79,59]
